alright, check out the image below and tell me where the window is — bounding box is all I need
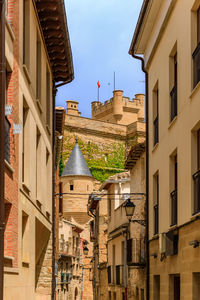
[36,129,41,200]
[22,211,29,263]
[107,266,111,284]
[169,274,180,300]
[70,184,74,191]
[170,52,177,121]
[141,289,145,300]
[153,275,160,300]
[193,7,200,88]
[59,182,63,214]
[193,272,200,299]
[23,0,30,69]
[108,291,111,300]
[108,197,111,217]
[22,104,28,183]
[36,32,41,102]
[170,153,178,226]
[46,68,51,128]
[153,173,159,234]
[153,84,159,146]
[121,241,124,265]
[193,129,200,214]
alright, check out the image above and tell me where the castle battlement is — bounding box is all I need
[91,90,144,125]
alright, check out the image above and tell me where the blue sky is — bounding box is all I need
[56,0,144,118]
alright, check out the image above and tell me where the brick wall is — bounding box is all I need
[4,0,19,268]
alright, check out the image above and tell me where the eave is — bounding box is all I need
[34,0,74,84]
[129,0,177,67]
[125,142,145,169]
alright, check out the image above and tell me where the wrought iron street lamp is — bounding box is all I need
[124,198,146,226]
[124,198,135,220]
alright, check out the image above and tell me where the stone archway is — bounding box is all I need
[74,287,78,300]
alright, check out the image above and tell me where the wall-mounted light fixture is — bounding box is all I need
[124,198,146,226]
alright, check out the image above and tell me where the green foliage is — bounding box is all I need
[62,135,126,182]
[59,153,65,176]
[90,167,124,183]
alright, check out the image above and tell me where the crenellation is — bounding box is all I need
[91,90,145,125]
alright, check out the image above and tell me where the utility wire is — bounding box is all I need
[55,192,145,196]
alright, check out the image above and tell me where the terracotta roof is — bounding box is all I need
[35,0,74,83]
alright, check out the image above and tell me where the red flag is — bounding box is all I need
[97,81,100,88]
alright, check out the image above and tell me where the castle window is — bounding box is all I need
[70,182,74,191]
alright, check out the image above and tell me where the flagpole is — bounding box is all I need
[98,86,99,102]
[114,71,115,91]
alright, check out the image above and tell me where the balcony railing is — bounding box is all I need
[127,238,146,266]
[154,204,159,235]
[153,116,158,146]
[171,189,177,226]
[5,117,11,163]
[170,85,177,122]
[193,170,200,214]
[193,43,200,88]
[116,265,124,286]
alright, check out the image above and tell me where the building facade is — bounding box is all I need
[3,1,73,299]
[56,218,83,300]
[130,0,200,299]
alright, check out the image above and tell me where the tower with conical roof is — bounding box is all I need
[61,139,95,300]
[61,139,94,224]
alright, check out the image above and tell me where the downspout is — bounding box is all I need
[52,82,57,300]
[0,1,5,300]
[123,230,128,300]
[129,53,149,300]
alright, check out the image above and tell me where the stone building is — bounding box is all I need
[130,0,200,299]
[56,218,83,300]
[61,140,95,300]
[125,142,146,300]
[3,1,74,299]
[88,124,146,300]
[63,90,145,184]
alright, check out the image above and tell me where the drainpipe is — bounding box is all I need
[0,1,5,300]
[129,53,149,300]
[123,230,128,300]
[52,82,57,300]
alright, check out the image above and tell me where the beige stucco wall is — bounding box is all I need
[142,0,200,238]
[133,0,200,299]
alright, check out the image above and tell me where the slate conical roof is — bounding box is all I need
[62,139,93,177]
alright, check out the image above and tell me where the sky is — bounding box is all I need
[56,0,145,118]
